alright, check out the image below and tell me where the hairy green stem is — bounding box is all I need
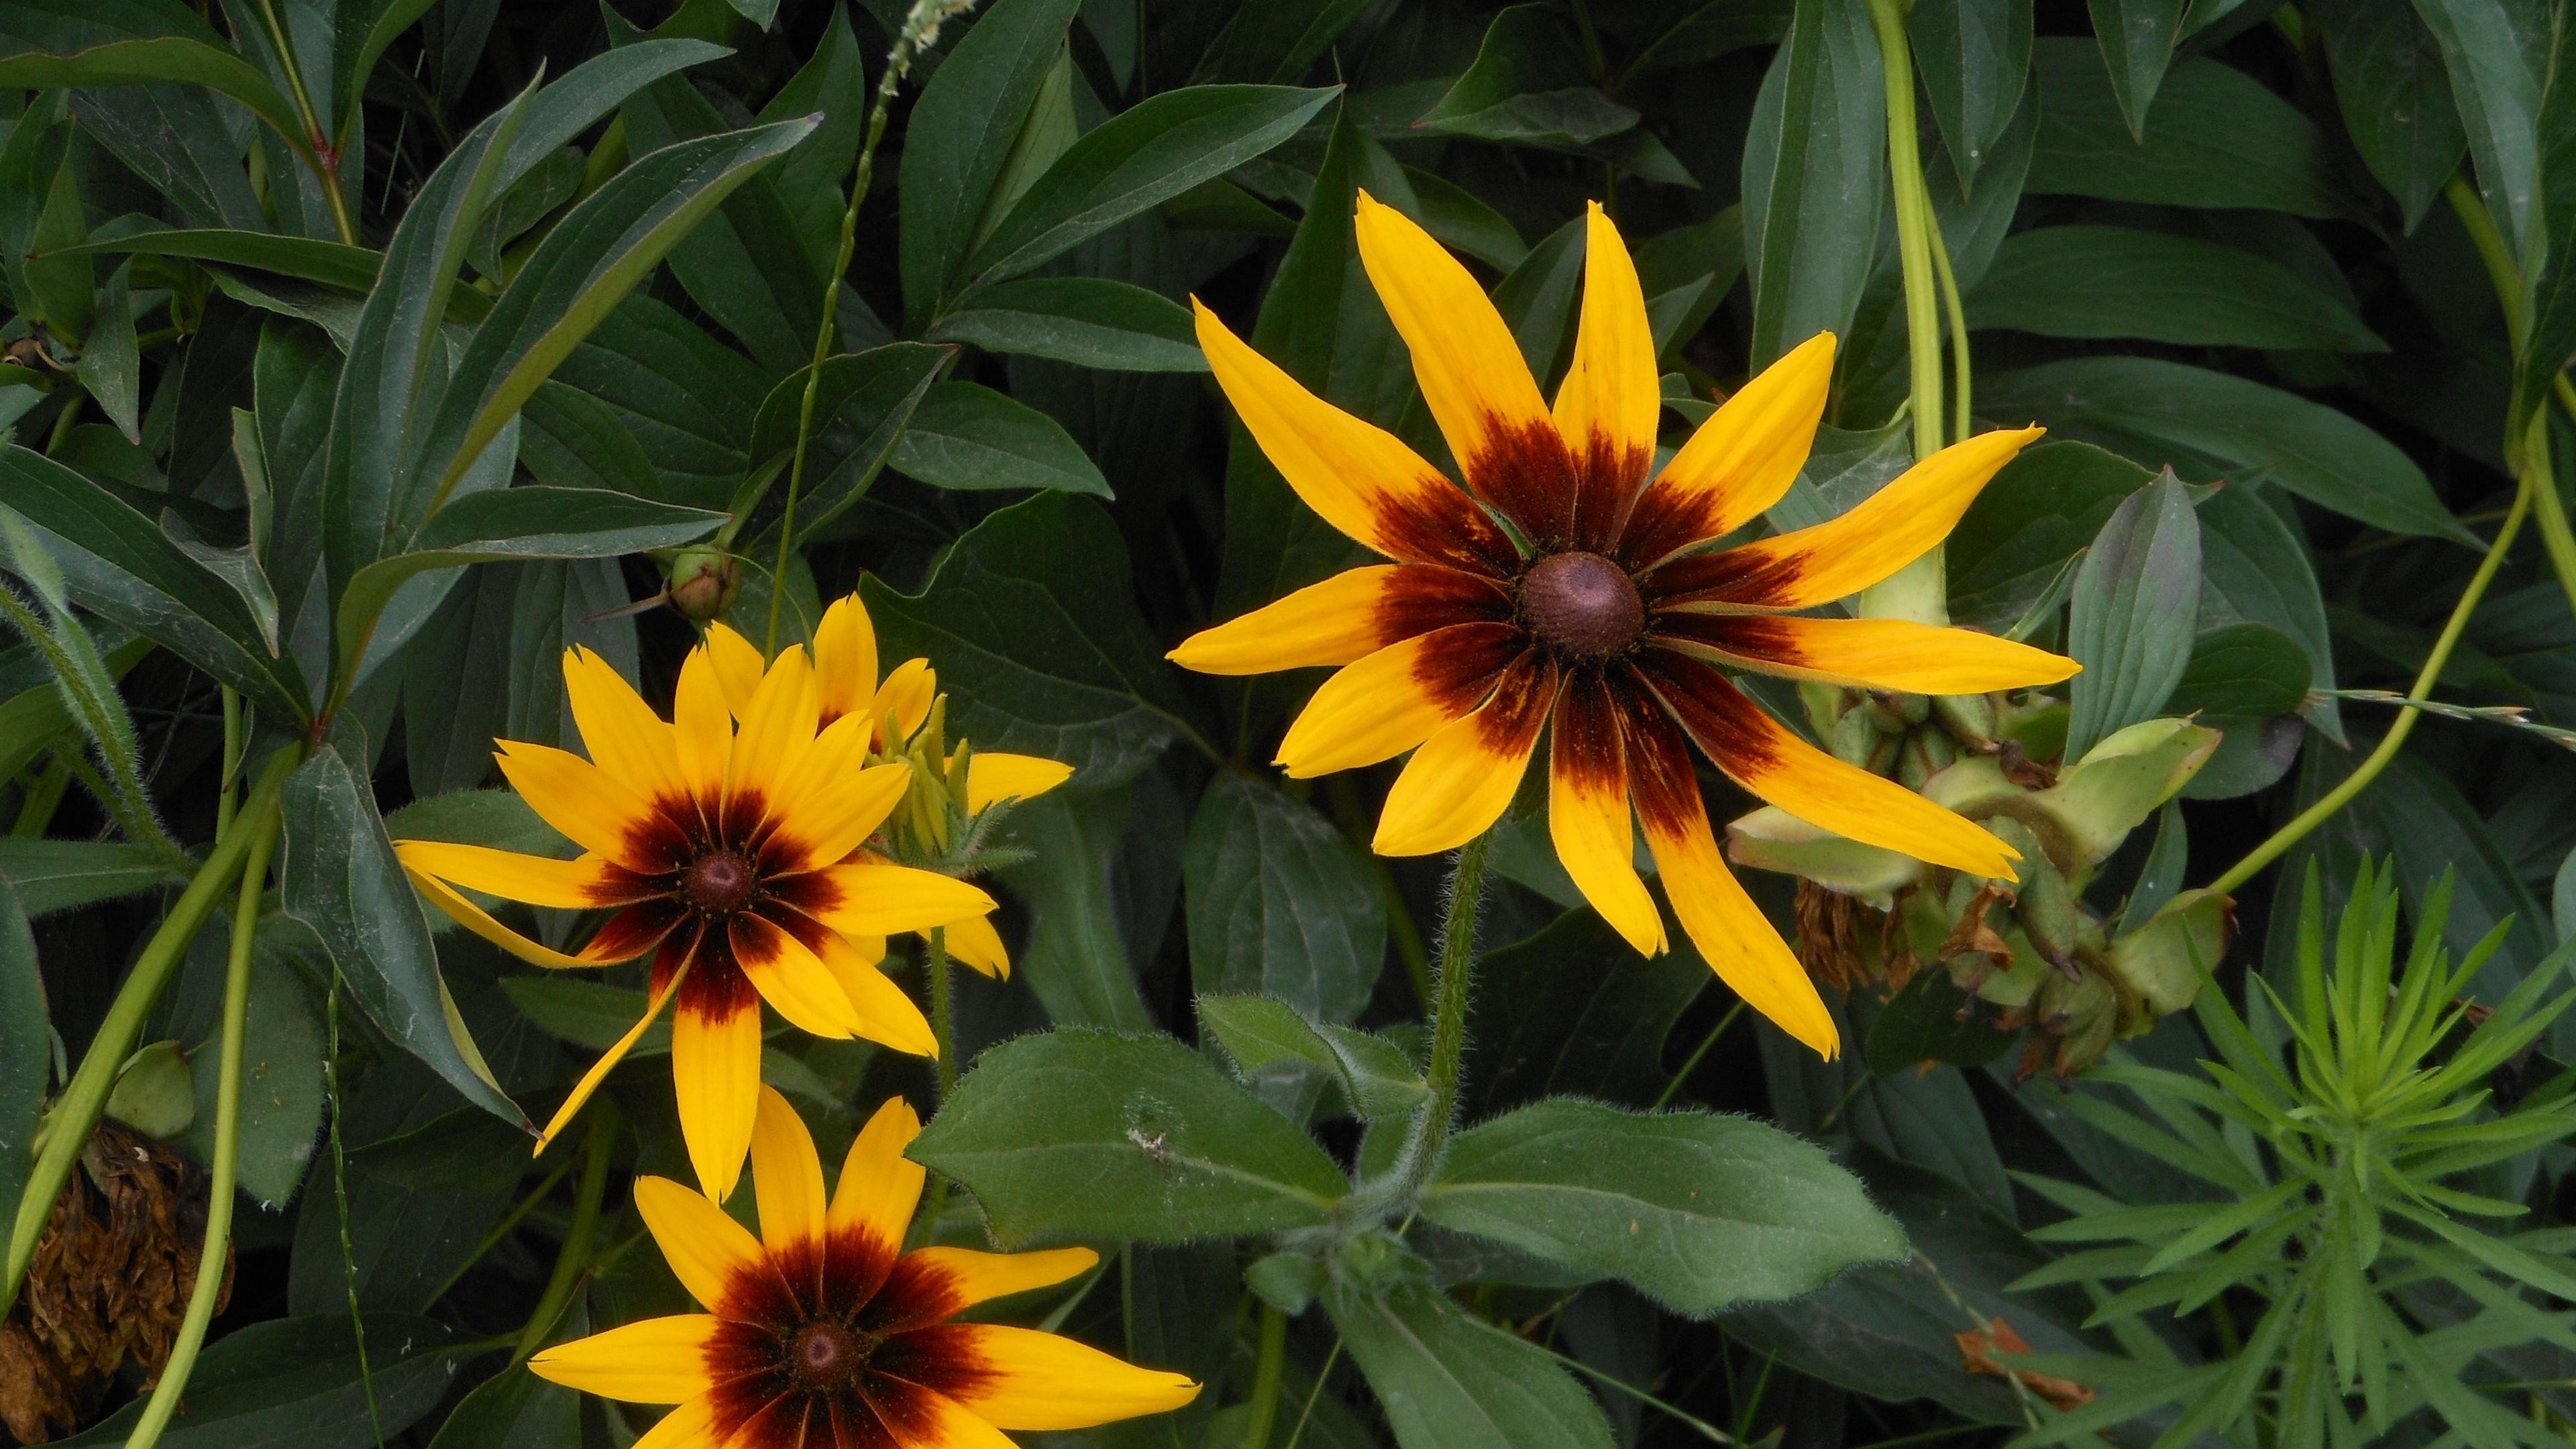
[1860,0,1949,625]
[2,746,298,1313]
[327,974,385,1448]
[765,11,941,655]
[0,586,191,874]
[123,805,281,1449]
[1238,1301,1289,1449]
[2208,470,2532,896]
[513,1114,615,1363]
[916,926,957,1248]
[1382,832,1492,1205]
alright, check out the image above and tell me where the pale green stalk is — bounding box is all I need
[512,1116,614,1362]
[2442,174,2576,621]
[1237,1301,1289,1449]
[1858,0,1949,625]
[1373,833,1493,1209]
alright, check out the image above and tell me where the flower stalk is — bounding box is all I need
[1383,830,1493,1205]
[1860,0,1949,626]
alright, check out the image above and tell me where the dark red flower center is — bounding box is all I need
[684,849,758,915]
[789,1321,865,1389]
[1521,551,1644,656]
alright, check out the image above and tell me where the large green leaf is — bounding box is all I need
[2027,38,2349,218]
[0,890,39,1251]
[1197,995,1428,1119]
[424,1362,580,1449]
[1969,225,2384,350]
[1183,769,1386,1021]
[1906,0,2031,191]
[2312,0,2466,232]
[927,276,1206,372]
[286,1106,529,1313]
[907,1028,1348,1245]
[1421,1099,1907,1317]
[54,229,491,321]
[1326,1283,1617,1449]
[1743,0,1884,366]
[897,0,1084,330]
[741,344,951,542]
[401,119,817,547]
[1466,903,1709,1116]
[2516,6,2576,441]
[2412,0,2548,254]
[1945,439,2152,632]
[963,84,1339,291]
[887,380,1111,497]
[67,83,265,230]
[2164,621,2311,718]
[2198,484,2342,742]
[1980,357,2477,545]
[862,492,1203,785]
[552,296,768,509]
[0,0,306,162]
[495,38,731,200]
[0,445,310,723]
[0,839,178,915]
[58,1313,466,1447]
[989,786,1156,1031]
[2087,0,2185,139]
[1197,0,1373,83]
[168,926,325,1210]
[2065,471,2202,759]
[1411,6,1691,184]
[279,742,524,1127]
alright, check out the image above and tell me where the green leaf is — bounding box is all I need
[497,38,733,199]
[1979,358,2477,545]
[424,1363,580,1449]
[285,1107,527,1313]
[1183,769,1386,1022]
[964,84,1340,290]
[553,296,768,511]
[2197,484,2343,743]
[1969,225,2384,351]
[2412,0,2548,254]
[898,0,1083,331]
[0,0,307,164]
[57,1313,466,1447]
[887,380,1111,497]
[862,492,1203,783]
[1417,6,1635,147]
[2027,38,2350,218]
[1326,1285,1617,1449]
[988,786,1156,1031]
[520,381,663,500]
[1946,439,2152,632]
[755,8,865,271]
[67,84,265,230]
[384,787,570,858]
[0,445,309,724]
[1865,967,2017,1073]
[0,837,175,916]
[403,119,818,546]
[927,276,1205,372]
[2516,5,2576,441]
[1906,0,2032,191]
[500,976,669,1057]
[1743,0,1885,366]
[908,1027,1348,1245]
[2065,471,2202,759]
[1421,1099,1907,1316]
[1197,995,1428,1118]
[1198,0,1374,84]
[739,344,949,544]
[279,742,525,1127]
[172,929,323,1209]
[2312,0,2466,232]
[0,889,40,1250]
[1467,904,1710,1114]
[75,262,140,442]
[56,229,492,321]
[2164,621,2311,718]
[2087,0,2184,139]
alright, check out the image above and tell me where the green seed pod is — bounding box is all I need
[1933,691,1996,747]
[1831,706,1880,767]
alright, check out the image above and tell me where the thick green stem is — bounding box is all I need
[2536,374,2576,621]
[513,1114,615,1362]
[1923,186,1972,444]
[2443,172,2576,623]
[1860,0,1949,625]
[1238,1301,1289,1449]
[215,686,244,843]
[1383,832,1493,1203]
[2,746,299,1314]
[2446,176,2523,338]
[916,926,956,1248]
[123,807,281,1449]
[2208,472,2531,896]
[248,0,356,247]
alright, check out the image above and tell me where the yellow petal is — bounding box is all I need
[1625,331,1835,563]
[908,1245,1097,1309]
[400,867,633,970]
[874,657,936,749]
[941,913,1010,979]
[940,1324,1202,1430]
[1372,653,1555,856]
[1652,426,2043,611]
[1274,622,1521,777]
[563,647,686,805]
[1547,674,1665,956]
[390,840,623,909]
[804,922,938,1057]
[1351,191,1566,541]
[729,643,818,815]
[1191,299,1515,572]
[828,1095,924,1252]
[879,1387,1016,1449]
[1554,202,1660,546]
[672,989,764,1201]
[965,753,1073,813]
[807,863,996,936]
[627,1397,721,1449]
[494,741,666,870]
[632,1173,764,1309]
[534,965,682,1157]
[1640,651,2019,879]
[749,1085,826,1252]
[733,912,863,1039]
[1654,613,2080,694]
[702,622,767,716]
[527,1314,718,1403]
[813,593,881,725]
[769,754,910,873]
[1167,564,1512,677]
[1625,709,1838,1058]
[670,645,733,812]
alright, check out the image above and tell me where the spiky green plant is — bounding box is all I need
[2006,860,2576,1449]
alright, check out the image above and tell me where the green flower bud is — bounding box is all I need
[1933,691,1997,747]
[2106,888,2233,1016]
[667,547,741,623]
[1830,706,1881,768]
[2031,718,2220,872]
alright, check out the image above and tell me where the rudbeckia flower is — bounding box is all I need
[530,1089,1199,1446]
[698,595,1075,978]
[392,633,996,1199]
[1169,195,2079,1057]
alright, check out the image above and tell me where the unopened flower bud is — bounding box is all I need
[667,548,741,623]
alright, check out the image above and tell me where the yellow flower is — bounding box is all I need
[531,1088,1199,1446]
[1168,195,2079,1059]
[392,625,994,1199]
